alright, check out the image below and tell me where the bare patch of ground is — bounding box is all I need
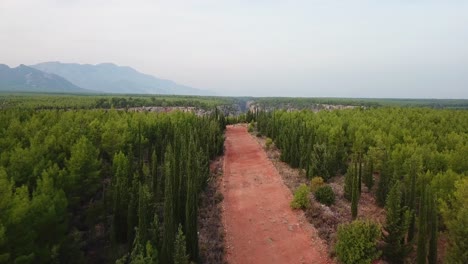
[222,125,332,264]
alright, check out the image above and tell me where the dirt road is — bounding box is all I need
[222,125,332,264]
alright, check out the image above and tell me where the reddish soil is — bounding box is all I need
[222,125,332,264]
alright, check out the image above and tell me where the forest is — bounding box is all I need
[255,107,467,263]
[0,105,225,263]
[0,93,467,264]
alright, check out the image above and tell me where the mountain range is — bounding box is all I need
[0,62,210,95]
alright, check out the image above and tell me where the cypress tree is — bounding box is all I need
[138,184,151,245]
[174,224,189,264]
[161,144,176,264]
[351,167,359,219]
[383,182,411,262]
[344,164,354,201]
[127,172,139,247]
[377,153,391,207]
[185,140,199,262]
[363,155,374,191]
[151,149,159,201]
[407,171,417,242]
[112,151,129,243]
[417,187,429,264]
[358,152,362,194]
[428,191,438,264]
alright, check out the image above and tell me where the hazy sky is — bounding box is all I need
[1,0,467,98]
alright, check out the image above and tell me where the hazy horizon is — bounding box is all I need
[1,0,467,99]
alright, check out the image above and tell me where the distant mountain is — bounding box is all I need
[0,64,91,93]
[31,62,211,95]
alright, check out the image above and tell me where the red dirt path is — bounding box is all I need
[222,125,333,264]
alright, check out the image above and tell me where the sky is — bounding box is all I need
[1,0,467,98]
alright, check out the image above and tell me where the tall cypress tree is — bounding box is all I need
[161,144,175,264]
[151,149,158,201]
[174,224,189,264]
[363,154,374,191]
[377,153,391,207]
[112,151,129,243]
[428,191,438,264]
[417,187,429,264]
[383,182,411,262]
[344,164,354,201]
[138,184,151,245]
[185,139,199,262]
[351,166,359,219]
[127,172,139,247]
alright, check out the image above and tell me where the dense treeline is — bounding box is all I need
[0,108,225,263]
[256,107,468,263]
[253,97,468,109]
[0,93,246,111]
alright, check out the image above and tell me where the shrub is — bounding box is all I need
[310,177,325,192]
[290,184,310,209]
[248,122,254,132]
[315,185,335,206]
[335,220,381,264]
[265,138,273,149]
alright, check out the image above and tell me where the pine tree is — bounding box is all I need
[383,182,411,262]
[174,224,189,264]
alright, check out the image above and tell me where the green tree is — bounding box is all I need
[441,178,468,264]
[65,136,101,206]
[335,220,381,264]
[161,145,176,264]
[112,151,129,243]
[363,155,374,191]
[185,141,199,262]
[173,225,189,264]
[382,182,411,262]
[376,153,391,207]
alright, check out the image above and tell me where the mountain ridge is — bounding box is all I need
[31,61,211,95]
[0,64,92,93]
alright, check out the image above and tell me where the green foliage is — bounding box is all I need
[290,184,310,209]
[417,185,439,264]
[376,155,392,207]
[310,177,325,193]
[265,137,273,150]
[335,220,381,264]
[383,182,411,262]
[363,155,374,191]
[441,178,468,264]
[173,225,189,264]
[314,185,335,206]
[344,166,354,201]
[65,136,101,207]
[351,168,359,219]
[248,122,254,132]
[0,106,225,263]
